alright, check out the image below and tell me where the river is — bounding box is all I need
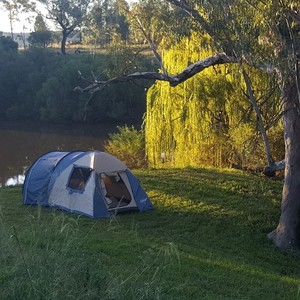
[0,120,119,187]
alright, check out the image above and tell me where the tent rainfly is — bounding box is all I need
[22,150,153,218]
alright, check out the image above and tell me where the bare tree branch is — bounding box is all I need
[76,53,237,93]
[242,68,274,167]
[133,15,168,76]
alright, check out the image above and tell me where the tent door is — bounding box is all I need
[98,172,136,211]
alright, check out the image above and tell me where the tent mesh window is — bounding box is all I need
[68,167,92,190]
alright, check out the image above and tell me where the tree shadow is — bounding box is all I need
[130,168,298,282]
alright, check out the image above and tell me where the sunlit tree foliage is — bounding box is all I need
[145,32,283,169]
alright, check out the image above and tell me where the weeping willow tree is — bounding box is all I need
[145,32,283,169]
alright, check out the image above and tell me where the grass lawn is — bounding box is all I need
[0,168,299,299]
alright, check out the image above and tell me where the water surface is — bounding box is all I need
[0,120,118,187]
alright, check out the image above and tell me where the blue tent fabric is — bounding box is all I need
[22,151,68,205]
[126,169,153,212]
[47,151,86,194]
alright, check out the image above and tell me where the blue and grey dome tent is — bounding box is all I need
[22,150,153,218]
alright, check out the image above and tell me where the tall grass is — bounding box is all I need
[0,194,178,299]
[0,168,300,299]
[0,209,101,298]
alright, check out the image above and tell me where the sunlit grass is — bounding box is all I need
[0,168,299,299]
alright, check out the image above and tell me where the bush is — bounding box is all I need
[105,125,147,169]
[0,36,18,52]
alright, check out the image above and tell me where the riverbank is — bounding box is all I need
[0,168,299,299]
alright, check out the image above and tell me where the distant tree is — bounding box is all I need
[33,14,48,32]
[28,31,52,48]
[114,0,130,42]
[28,15,52,48]
[37,0,91,54]
[125,0,190,46]
[84,0,129,47]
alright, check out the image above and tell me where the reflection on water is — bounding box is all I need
[0,120,118,187]
[4,175,25,187]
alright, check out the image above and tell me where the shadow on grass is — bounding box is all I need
[136,168,282,228]
[130,169,299,284]
[1,170,299,300]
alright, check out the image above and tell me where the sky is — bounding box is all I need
[0,10,33,33]
[0,0,136,34]
[0,3,44,33]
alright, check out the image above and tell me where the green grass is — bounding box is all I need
[0,168,299,299]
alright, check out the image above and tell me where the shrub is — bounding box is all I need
[0,36,18,52]
[105,125,147,169]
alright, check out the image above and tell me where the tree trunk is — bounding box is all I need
[268,80,300,252]
[61,30,67,54]
[263,160,285,177]
[9,10,14,40]
[242,69,274,168]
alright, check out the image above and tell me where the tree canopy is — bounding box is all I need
[83,0,130,46]
[79,0,300,252]
[28,15,52,48]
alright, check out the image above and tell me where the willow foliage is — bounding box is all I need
[145,32,283,169]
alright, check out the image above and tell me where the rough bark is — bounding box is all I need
[268,81,300,252]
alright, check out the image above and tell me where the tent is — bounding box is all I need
[22,150,153,218]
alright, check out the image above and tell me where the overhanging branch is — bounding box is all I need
[76,53,237,93]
